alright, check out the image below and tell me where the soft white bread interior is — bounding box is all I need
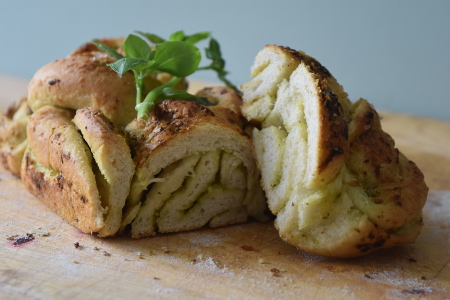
[241,45,428,257]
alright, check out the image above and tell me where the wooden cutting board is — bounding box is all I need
[0,76,449,299]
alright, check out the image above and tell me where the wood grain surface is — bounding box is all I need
[0,76,449,299]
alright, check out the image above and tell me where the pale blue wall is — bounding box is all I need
[1,0,449,120]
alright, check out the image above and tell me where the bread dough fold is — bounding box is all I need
[21,106,134,236]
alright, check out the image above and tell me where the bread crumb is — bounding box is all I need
[270,268,281,277]
[6,234,18,240]
[30,229,49,237]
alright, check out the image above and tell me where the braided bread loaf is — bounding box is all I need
[10,37,268,237]
[241,45,428,257]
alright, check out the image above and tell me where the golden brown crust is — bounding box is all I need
[299,63,349,187]
[196,86,243,115]
[347,99,428,230]
[27,52,142,127]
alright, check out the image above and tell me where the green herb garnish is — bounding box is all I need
[92,30,236,119]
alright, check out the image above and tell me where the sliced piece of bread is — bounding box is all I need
[241,45,428,257]
[123,95,268,238]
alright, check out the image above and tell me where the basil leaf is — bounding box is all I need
[169,30,185,42]
[136,31,166,44]
[133,60,156,73]
[108,57,148,74]
[161,88,215,106]
[152,41,201,77]
[184,31,211,45]
[205,38,222,61]
[91,41,123,59]
[124,34,152,59]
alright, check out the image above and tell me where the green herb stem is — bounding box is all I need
[136,76,181,119]
[134,72,143,106]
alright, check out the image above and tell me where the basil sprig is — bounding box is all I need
[92,30,236,119]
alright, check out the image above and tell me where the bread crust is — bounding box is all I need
[27,52,142,127]
[128,100,249,170]
[196,86,243,115]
